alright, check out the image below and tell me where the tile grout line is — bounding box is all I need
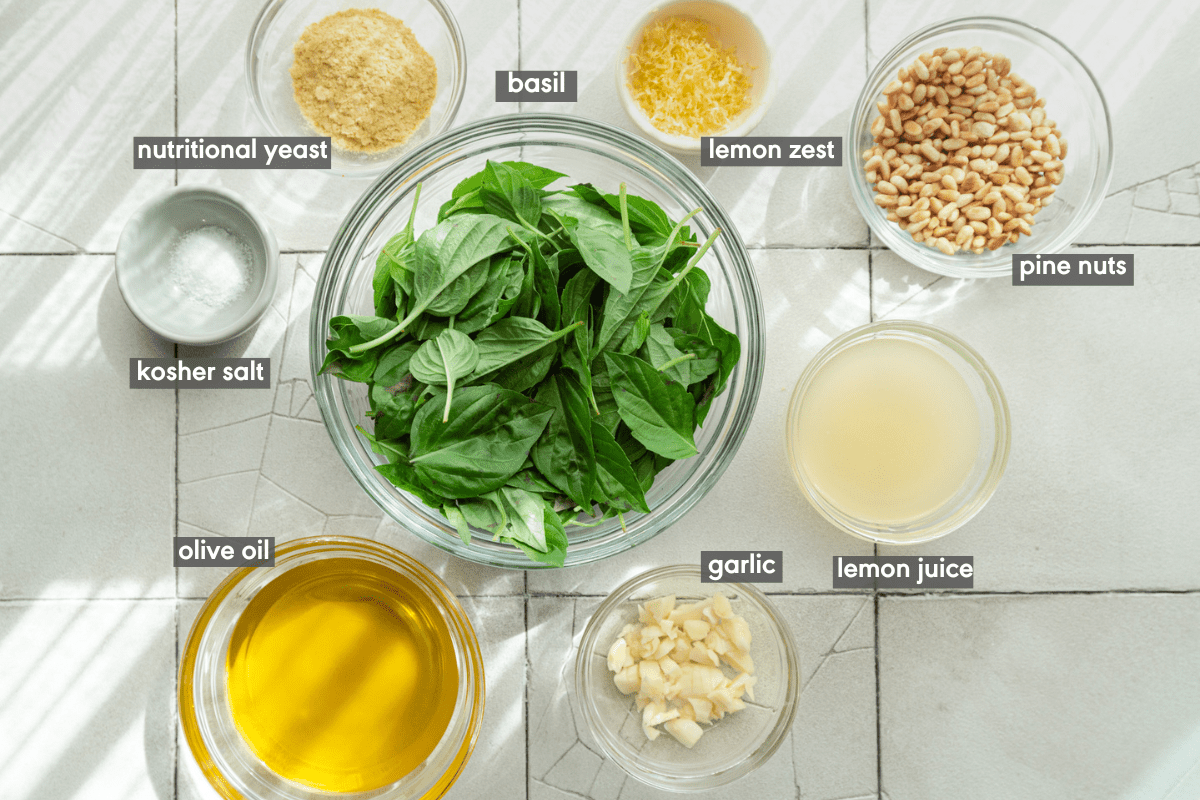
[868,248,874,321]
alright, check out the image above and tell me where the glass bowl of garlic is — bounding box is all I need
[574,565,799,791]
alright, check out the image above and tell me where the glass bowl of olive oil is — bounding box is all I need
[179,536,485,800]
[786,320,1010,544]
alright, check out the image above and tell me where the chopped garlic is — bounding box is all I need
[606,592,757,747]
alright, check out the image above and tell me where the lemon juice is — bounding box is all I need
[794,337,981,524]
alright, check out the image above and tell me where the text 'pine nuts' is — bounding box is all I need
[864,47,1067,255]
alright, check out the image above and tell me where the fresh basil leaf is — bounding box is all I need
[490,343,558,394]
[373,243,398,319]
[675,268,740,416]
[470,317,582,378]
[444,503,473,545]
[544,194,626,238]
[325,315,398,356]
[373,341,420,388]
[456,253,516,324]
[504,506,567,567]
[481,160,542,226]
[604,351,698,459]
[533,248,561,329]
[668,328,720,385]
[510,253,539,320]
[531,373,596,509]
[320,349,378,383]
[566,183,609,208]
[490,486,549,551]
[439,190,485,221]
[407,314,449,341]
[376,461,448,509]
[401,214,516,328]
[457,492,505,530]
[453,160,566,198]
[566,219,633,295]
[505,468,562,496]
[320,314,395,381]
[641,323,691,383]
[356,425,407,463]
[409,329,481,422]
[602,192,673,238]
[590,419,650,513]
[501,513,566,568]
[410,330,479,385]
[369,384,419,440]
[409,385,553,498]
[594,247,661,354]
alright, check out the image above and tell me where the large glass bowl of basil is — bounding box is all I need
[311,114,764,569]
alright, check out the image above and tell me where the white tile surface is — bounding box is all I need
[0,599,175,800]
[874,246,1200,591]
[0,256,174,599]
[0,0,175,253]
[530,248,875,596]
[879,594,1200,800]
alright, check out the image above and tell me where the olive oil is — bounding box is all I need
[226,557,459,792]
[795,337,981,524]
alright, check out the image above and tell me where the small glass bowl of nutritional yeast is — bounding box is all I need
[179,536,484,800]
[786,321,1010,544]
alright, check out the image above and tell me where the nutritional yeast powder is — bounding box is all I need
[290,8,437,153]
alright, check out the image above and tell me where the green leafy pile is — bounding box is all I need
[321,160,740,566]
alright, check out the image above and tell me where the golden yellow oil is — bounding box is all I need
[795,338,981,524]
[225,557,459,792]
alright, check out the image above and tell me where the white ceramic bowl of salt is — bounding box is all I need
[116,186,278,344]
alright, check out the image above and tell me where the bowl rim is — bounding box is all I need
[309,112,766,569]
[244,0,468,178]
[614,0,776,152]
[115,184,279,345]
[846,15,1115,278]
[785,319,1011,544]
[573,563,801,791]
[177,535,486,800]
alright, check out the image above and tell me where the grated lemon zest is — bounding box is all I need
[627,17,753,138]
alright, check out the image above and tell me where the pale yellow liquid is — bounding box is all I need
[795,338,981,524]
[226,558,459,792]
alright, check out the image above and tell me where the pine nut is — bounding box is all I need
[865,47,1066,255]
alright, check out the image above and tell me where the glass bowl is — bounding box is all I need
[310,113,765,569]
[786,320,1010,544]
[575,565,799,791]
[246,0,466,178]
[847,16,1113,278]
[178,537,485,800]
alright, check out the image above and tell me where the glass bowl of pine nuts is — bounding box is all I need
[848,17,1113,278]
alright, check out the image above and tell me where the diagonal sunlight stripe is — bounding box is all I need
[0,601,168,799]
[0,258,109,370]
